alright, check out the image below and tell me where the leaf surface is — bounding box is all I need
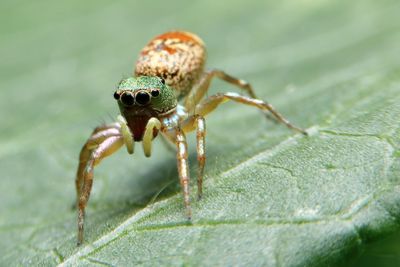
[0,0,399,266]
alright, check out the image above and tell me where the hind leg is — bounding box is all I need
[184,69,260,112]
[194,92,307,135]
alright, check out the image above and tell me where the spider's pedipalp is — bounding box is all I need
[118,115,135,154]
[142,117,161,157]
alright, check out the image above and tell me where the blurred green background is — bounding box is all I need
[1,0,400,266]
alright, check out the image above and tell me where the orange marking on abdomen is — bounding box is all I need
[139,43,177,56]
[153,31,204,46]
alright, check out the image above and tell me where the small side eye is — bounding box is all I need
[160,78,165,85]
[151,89,160,97]
[113,91,120,100]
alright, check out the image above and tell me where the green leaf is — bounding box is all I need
[1,0,399,266]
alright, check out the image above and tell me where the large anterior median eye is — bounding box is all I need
[121,92,135,106]
[151,89,160,97]
[135,91,151,105]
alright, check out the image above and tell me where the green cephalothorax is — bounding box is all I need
[115,76,177,114]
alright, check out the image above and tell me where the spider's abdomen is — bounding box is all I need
[135,31,206,98]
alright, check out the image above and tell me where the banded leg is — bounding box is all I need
[184,69,259,112]
[77,135,124,245]
[175,128,192,220]
[142,117,161,157]
[76,125,121,202]
[181,115,206,199]
[76,117,134,245]
[195,92,307,135]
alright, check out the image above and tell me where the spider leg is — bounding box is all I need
[77,135,124,245]
[75,125,121,203]
[184,69,284,123]
[181,115,206,199]
[76,117,134,245]
[142,117,161,157]
[175,128,192,220]
[184,69,258,112]
[195,92,307,135]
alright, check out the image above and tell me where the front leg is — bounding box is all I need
[76,124,121,204]
[76,118,134,245]
[175,128,192,220]
[77,136,123,245]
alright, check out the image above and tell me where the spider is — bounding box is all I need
[75,31,306,245]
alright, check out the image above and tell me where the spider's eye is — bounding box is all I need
[121,92,134,106]
[160,78,165,85]
[151,89,160,97]
[113,91,120,100]
[135,91,151,105]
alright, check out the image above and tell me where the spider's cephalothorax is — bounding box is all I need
[114,76,177,142]
[75,31,307,245]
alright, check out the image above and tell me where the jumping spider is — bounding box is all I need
[75,31,306,245]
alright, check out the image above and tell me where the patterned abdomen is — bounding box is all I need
[135,31,206,98]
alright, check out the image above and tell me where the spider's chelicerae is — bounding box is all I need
[75,31,306,244]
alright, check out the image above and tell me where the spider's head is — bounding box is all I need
[113,76,177,114]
